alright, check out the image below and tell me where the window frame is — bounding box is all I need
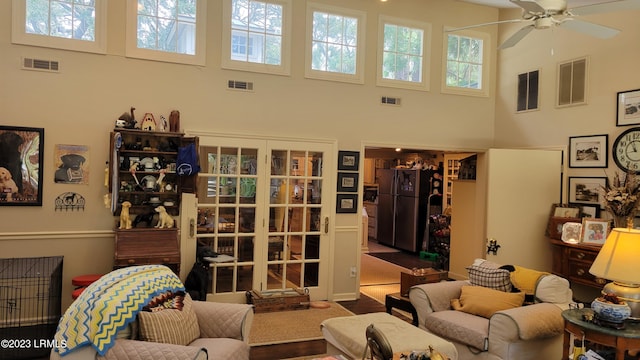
[125,0,207,66]
[11,0,107,54]
[305,2,366,84]
[556,56,589,108]
[376,15,431,92]
[517,69,540,113]
[221,0,292,76]
[441,28,491,98]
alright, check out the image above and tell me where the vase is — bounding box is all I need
[612,215,635,229]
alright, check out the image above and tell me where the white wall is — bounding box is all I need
[0,0,501,304]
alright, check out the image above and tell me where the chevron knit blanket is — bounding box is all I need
[54,265,185,356]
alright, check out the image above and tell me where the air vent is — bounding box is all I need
[228,80,254,91]
[22,57,59,72]
[381,96,401,106]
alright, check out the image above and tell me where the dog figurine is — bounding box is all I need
[0,167,19,202]
[133,211,156,228]
[154,205,175,228]
[119,201,132,229]
[0,131,24,193]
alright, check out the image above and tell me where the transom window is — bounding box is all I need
[305,3,365,84]
[377,16,431,91]
[11,0,107,53]
[125,0,207,65]
[442,30,490,97]
[222,0,291,75]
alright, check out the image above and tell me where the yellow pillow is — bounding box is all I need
[451,285,525,318]
[510,265,548,295]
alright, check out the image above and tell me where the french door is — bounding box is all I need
[195,136,333,302]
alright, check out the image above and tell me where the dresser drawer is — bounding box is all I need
[567,248,598,262]
[114,228,180,268]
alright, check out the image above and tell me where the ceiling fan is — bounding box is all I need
[447,0,640,49]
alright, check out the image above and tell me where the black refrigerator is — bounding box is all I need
[376,168,431,252]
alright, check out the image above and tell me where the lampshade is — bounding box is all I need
[589,228,640,284]
[589,227,640,320]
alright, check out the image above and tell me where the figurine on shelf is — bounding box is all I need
[155,206,175,228]
[169,110,180,132]
[119,201,132,229]
[117,107,136,129]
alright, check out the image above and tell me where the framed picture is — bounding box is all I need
[581,218,611,245]
[0,125,44,206]
[568,177,607,208]
[578,204,599,218]
[616,88,640,126]
[561,222,583,244]
[337,151,360,171]
[54,144,90,184]
[545,203,581,237]
[548,216,581,240]
[568,134,608,168]
[337,172,359,192]
[336,194,358,213]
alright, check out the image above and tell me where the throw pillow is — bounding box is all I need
[138,293,200,345]
[143,290,185,312]
[451,285,525,318]
[466,262,513,292]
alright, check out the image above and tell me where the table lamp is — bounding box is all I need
[589,227,640,320]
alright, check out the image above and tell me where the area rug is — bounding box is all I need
[249,302,354,346]
[368,252,435,270]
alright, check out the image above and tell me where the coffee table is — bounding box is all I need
[385,292,418,326]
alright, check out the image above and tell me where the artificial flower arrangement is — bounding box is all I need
[601,171,640,227]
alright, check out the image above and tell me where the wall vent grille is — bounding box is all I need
[228,80,254,91]
[381,96,401,106]
[22,57,59,72]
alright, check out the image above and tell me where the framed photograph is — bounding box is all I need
[337,151,360,171]
[578,204,599,218]
[616,88,640,126]
[337,172,359,192]
[548,216,581,240]
[54,144,90,184]
[568,177,607,208]
[545,203,581,236]
[561,222,583,244]
[568,134,608,168]
[336,193,358,213]
[0,126,44,206]
[581,218,611,245]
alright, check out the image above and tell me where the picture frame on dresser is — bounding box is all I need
[581,218,610,245]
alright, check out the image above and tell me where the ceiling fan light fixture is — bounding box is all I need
[534,17,553,29]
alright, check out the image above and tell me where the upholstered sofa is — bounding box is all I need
[50,265,253,360]
[409,259,573,360]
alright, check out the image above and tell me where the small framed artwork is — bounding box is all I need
[578,204,599,218]
[568,177,607,208]
[337,151,360,171]
[616,88,640,126]
[581,218,611,245]
[337,172,359,192]
[545,203,581,236]
[548,216,582,240]
[0,125,44,206]
[568,135,608,168]
[336,193,358,213]
[561,222,583,244]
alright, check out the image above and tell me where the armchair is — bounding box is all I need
[409,270,571,360]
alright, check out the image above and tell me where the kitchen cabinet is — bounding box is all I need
[114,228,180,273]
[549,238,605,289]
[364,158,375,184]
[109,129,197,216]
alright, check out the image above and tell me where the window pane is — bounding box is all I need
[517,73,528,111]
[137,15,157,49]
[528,70,539,109]
[136,0,198,55]
[230,0,283,66]
[446,34,484,90]
[138,0,157,16]
[383,24,396,51]
[311,10,358,76]
[50,1,73,38]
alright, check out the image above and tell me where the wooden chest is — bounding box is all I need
[400,269,448,296]
[114,228,180,272]
[247,288,310,313]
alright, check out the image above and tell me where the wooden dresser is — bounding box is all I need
[114,228,180,273]
[549,238,606,288]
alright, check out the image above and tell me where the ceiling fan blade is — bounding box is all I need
[569,0,640,16]
[558,18,620,38]
[498,24,535,49]
[510,0,546,14]
[446,19,524,32]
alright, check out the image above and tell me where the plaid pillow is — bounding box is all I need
[466,263,513,292]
